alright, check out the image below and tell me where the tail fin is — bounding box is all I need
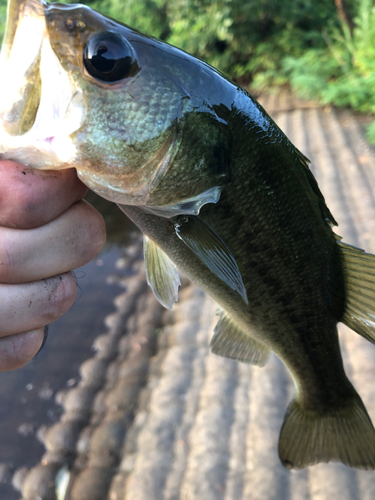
[278,393,375,470]
[339,241,375,343]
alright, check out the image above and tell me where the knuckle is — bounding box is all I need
[0,237,16,282]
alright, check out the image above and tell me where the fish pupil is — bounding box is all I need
[93,46,116,72]
[83,32,136,83]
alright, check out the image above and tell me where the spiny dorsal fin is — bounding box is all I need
[339,241,375,344]
[210,309,269,366]
[295,147,337,227]
[174,216,248,304]
[143,235,180,310]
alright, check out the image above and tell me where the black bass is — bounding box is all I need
[2,0,375,470]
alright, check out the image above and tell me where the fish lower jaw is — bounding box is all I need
[76,168,153,205]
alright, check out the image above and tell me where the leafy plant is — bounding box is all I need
[86,0,339,80]
[0,0,341,82]
[284,0,375,140]
[0,0,7,42]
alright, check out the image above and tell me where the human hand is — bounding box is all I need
[0,161,106,371]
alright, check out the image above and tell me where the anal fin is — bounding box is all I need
[210,309,270,366]
[143,235,180,310]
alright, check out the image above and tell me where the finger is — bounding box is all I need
[0,273,77,336]
[0,200,106,283]
[0,328,45,372]
[0,161,88,229]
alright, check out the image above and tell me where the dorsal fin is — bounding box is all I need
[294,147,337,226]
[174,215,248,304]
[338,240,375,343]
[143,235,180,310]
[211,309,270,366]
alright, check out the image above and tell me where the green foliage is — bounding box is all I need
[87,0,339,80]
[0,0,340,82]
[89,0,169,40]
[284,0,375,140]
[0,0,7,42]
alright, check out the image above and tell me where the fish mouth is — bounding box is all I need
[0,0,46,136]
[0,0,185,203]
[0,0,84,168]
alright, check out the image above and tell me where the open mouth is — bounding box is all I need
[0,0,84,168]
[0,0,46,136]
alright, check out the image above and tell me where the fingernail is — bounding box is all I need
[35,325,49,356]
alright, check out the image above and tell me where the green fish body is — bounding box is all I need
[2,0,375,469]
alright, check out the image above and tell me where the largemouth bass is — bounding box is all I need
[2,0,375,470]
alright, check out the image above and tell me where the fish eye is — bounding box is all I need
[83,32,137,83]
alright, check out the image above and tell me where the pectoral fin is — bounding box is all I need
[211,309,269,366]
[143,235,180,310]
[174,216,248,304]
